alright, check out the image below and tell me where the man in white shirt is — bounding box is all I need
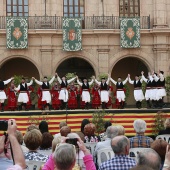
[33,74,57,110]
[110,76,128,109]
[15,77,33,111]
[128,74,144,109]
[94,75,110,109]
[0,77,14,111]
[77,76,94,109]
[56,74,77,110]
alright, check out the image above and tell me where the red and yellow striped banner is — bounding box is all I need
[0,113,169,136]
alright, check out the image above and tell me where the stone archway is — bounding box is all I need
[111,57,149,106]
[0,57,40,80]
[56,57,95,79]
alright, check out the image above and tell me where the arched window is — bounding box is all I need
[6,0,28,16]
[63,0,84,17]
[119,0,140,17]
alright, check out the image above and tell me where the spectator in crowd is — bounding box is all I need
[94,126,119,157]
[136,149,161,170]
[15,130,29,152]
[0,119,26,170]
[151,139,168,167]
[67,133,85,159]
[60,126,71,137]
[99,121,112,141]
[52,136,63,153]
[26,124,39,132]
[81,119,90,134]
[75,131,85,142]
[54,121,67,138]
[163,145,170,170]
[158,118,170,135]
[39,120,49,134]
[84,123,101,143]
[99,135,136,170]
[130,165,154,170]
[129,119,153,148]
[117,125,125,136]
[24,129,49,162]
[43,138,96,170]
[40,132,54,150]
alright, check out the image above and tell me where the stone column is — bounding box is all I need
[40,35,53,77]
[153,0,168,28]
[97,49,110,75]
[153,34,169,76]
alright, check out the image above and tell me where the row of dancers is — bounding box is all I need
[0,70,166,111]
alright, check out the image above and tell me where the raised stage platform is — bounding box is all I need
[0,108,170,136]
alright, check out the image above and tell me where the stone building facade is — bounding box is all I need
[0,0,169,104]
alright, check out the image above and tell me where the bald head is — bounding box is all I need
[137,149,161,170]
[111,135,130,155]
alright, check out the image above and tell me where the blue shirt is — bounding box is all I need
[99,155,136,170]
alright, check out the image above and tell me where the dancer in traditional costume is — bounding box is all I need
[77,76,94,109]
[51,82,61,110]
[68,82,78,109]
[128,74,144,109]
[110,76,128,109]
[33,74,56,110]
[0,77,14,111]
[91,83,101,109]
[94,76,110,109]
[15,77,33,111]
[37,86,43,110]
[153,71,166,108]
[56,74,76,109]
[7,81,17,111]
[141,71,153,108]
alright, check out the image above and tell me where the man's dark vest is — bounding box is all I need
[101,82,108,90]
[116,82,124,89]
[42,82,50,89]
[60,81,68,88]
[134,80,142,88]
[0,81,5,90]
[82,82,89,89]
[151,79,157,88]
[157,79,165,87]
[146,80,152,87]
[20,83,28,91]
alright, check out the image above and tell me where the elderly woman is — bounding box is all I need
[42,138,96,170]
[24,129,49,162]
[84,123,101,143]
[158,118,170,135]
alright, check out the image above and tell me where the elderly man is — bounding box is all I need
[99,135,136,170]
[129,119,153,148]
[136,149,161,170]
[94,126,118,158]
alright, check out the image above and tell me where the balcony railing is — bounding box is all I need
[0,16,150,30]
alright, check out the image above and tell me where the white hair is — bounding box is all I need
[67,133,79,138]
[106,126,119,139]
[133,119,147,133]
